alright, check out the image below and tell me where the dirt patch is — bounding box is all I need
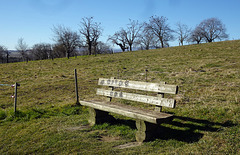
[64,125,90,131]
[114,142,142,149]
[99,136,120,142]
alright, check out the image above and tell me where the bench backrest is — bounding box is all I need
[96,78,178,111]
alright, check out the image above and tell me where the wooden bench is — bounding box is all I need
[80,78,178,142]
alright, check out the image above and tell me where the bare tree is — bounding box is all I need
[0,45,8,63]
[52,44,66,58]
[32,43,52,60]
[122,19,143,51]
[199,18,228,43]
[16,38,28,62]
[108,29,128,52]
[146,16,174,48]
[188,26,204,44]
[95,41,113,54]
[175,22,191,46]
[79,17,103,56]
[52,25,80,59]
[5,50,10,63]
[137,27,157,50]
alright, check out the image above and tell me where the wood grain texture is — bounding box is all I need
[98,78,178,94]
[80,100,173,124]
[96,89,175,108]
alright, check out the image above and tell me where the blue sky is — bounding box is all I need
[0,0,240,50]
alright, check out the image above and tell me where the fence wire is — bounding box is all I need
[0,84,12,86]
[0,83,14,97]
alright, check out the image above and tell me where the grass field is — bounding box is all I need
[0,40,239,154]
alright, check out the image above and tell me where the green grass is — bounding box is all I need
[0,40,239,154]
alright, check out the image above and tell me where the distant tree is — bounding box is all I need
[198,18,228,43]
[188,26,204,44]
[0,45,8,63]
[95,41,113,54]
[175,22,191,46]
[52,25,80,59]
[122,19,143,51]
[5,50,10,63]
[52,44,66,58]
[146,16,174,48]
[79,17,103,56]
[32,43,52,60]
[108,29,128,52]
[0,46,3,62]
[136,24,158,50]
[15,38,29,62]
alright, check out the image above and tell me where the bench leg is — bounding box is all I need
[136,120,158,142]
[88,107,115,126]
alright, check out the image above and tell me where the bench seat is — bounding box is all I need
[81,100,174,124]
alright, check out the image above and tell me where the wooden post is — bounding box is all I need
[136,120,158,142]
[145,69,148,82]
[88,108,115,126]
[74,69,80,105]
[14,83,20,113]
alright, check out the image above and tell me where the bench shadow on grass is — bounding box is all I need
[156,116,236,143]
[107,115,235,143]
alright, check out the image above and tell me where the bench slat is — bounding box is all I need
[98,78,178,94]
[80,100,173,124]
[96,89,175,108]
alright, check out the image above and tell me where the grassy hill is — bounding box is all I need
[0,40,239,154]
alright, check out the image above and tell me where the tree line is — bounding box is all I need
[0,16,228,63]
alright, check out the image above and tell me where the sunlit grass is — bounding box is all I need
[0,40,239,154]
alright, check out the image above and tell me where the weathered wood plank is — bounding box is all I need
[98,78,178,94]
[96,89,175,108]
[80,100,173,124]
[155,93,164,112]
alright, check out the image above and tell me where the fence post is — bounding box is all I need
[145,69,148,82]
[74,69,80,105]
[14,83,20,113]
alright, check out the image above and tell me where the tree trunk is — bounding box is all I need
[160,39,164,48]
[88,44,92,55]
[146,45,149,50]
[119,44,125,52]
[66,52,70,59]
[6,53,9,63]
[208,39,213,43]
[129,44,132,51]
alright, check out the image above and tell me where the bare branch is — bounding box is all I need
[123,19,143,51]
[79,17,103,55]
[175,22,191,46]
[108,30,128,52]
[52,25,80,58]
[188,26,204,44]
[15,38,29,62]
[198,18,228,43]
[146,16,174,48]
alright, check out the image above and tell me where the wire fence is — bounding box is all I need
[0,84,14,94]
[0,83,20,113]
[0,84,14,86]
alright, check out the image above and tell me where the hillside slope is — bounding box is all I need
[0,40,239,154]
